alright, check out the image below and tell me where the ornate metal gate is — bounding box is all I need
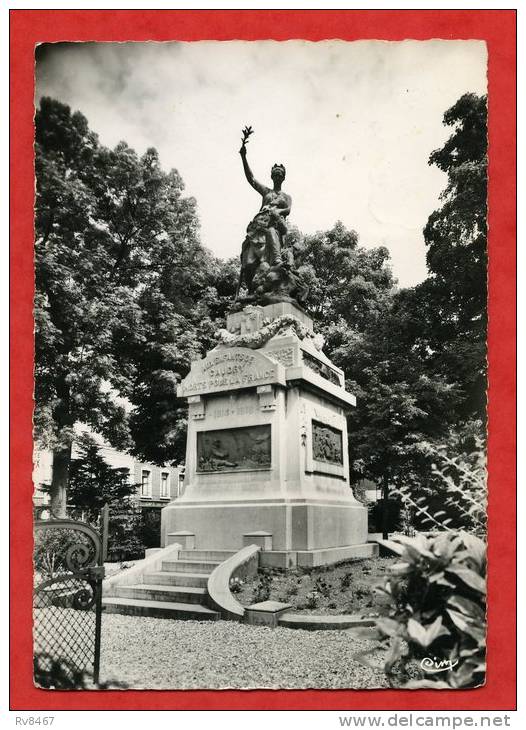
[33,516,105,688]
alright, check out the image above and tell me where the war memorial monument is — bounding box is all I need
[160,128,376,568]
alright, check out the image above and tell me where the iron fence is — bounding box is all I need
[33,512,107,688]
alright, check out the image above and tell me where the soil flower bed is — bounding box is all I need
[234,557,397,617]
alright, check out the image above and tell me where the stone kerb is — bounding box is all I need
[278,613,377,631]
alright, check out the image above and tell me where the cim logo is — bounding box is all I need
[420,657,459,673]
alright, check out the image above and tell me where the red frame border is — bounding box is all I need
[10,9,517,711]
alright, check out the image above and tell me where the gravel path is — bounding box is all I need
[100,614,387,689]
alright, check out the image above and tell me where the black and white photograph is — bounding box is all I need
[32,39,488,691]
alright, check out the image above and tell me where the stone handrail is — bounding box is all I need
[206,544,260,620]
[103,542,182,596]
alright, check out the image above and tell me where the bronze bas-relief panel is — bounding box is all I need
[197,425,271,473]
[302,351,342,387]
[312,420,344,465]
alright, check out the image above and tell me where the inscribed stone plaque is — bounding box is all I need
[197,425,271,472]
[312,420,343,465]
[178,347,286,398]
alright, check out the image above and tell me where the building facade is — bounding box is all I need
[33,440,184,509]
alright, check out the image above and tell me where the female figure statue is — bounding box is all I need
[235,127,292,300]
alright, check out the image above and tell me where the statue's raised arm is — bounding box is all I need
[239,126,268,196]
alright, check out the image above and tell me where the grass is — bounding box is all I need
[234,556,397,616]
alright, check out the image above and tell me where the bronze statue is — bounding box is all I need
[234,127,309,307]
[235,127,291,298]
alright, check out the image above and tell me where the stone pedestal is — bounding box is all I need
[161,302,371,565]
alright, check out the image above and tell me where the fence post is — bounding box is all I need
[101,503,110,563]
[382,474,390,541]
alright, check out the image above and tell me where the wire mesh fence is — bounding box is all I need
[33,518,105,688]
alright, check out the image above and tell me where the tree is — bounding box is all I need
[309,95,488,519]
[418,93,488,420]
[34,98,229,514]
[326,292,460,493]
[293,221,395,333]
[289,222,454,500]
[66,433,138,521]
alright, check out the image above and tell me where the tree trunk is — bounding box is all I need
[382,473,390,541]
[49,442,72,517]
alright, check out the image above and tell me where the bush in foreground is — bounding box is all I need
[357,531,486,689]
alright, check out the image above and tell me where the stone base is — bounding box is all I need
[161,499,368,553]
[245,600,292,627]
[226,300,313,333]
[259,542,378,569]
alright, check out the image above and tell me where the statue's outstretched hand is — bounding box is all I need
[240,125,253,155]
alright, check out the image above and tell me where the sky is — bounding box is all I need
[35,40,487,287]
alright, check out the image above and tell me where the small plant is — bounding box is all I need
[356,531,486,689]
[252,571,273,603]
[354,586,369,600]
[340,571,353,591]
[305,590,319,609]
[230,576,243,594]
[314,576,331,599]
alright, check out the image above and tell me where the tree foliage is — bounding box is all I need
[417,93,487,419]
[66,433,137,520]
[309,94,488,509]
[34,97,234,513]
[35,92,488,528]
[358,532,486,689]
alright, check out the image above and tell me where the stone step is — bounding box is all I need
[102,597,219,621]
[178,550,236,562]
[161,559,220,574]
[114,584,207,604]
[144,571,209,588]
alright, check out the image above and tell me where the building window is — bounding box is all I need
[141,469,152,498]
[160,471,170,499]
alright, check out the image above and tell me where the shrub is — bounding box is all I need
[400,504,416,537]
[140,508,162,549]
[107,501,145,561]
[33,527,96,580]
[34,654,128,690]
[393,431,487,535]
[356,532,486,689]
[369,498,402,533]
